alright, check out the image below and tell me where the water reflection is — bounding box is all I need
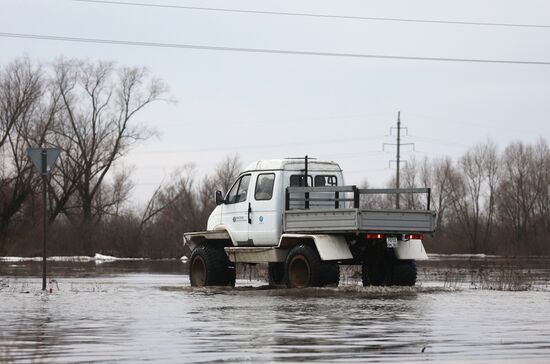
[170,287,433,362]
[267,300,428,361]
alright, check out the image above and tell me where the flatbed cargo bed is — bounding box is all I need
[284,186,436,234]
[284,208,436,233]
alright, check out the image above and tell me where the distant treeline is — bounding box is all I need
[372,139,550,256]
[1,57,549,257]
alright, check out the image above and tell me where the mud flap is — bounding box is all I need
[394,239,429,260]
[279,234,353,261]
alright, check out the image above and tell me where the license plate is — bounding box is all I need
[386,237,398,248]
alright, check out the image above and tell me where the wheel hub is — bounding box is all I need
[288,256,310,288]
[191,256,206,287]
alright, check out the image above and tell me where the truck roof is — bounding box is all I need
[242,159,342,173]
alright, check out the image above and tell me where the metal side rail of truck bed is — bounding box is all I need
[284,186,436,234]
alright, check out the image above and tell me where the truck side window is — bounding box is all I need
[314,175,338,187]
[226,174,251,204]
[290,175,313,187]
[255,173,275,200]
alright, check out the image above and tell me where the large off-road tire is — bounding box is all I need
[362,260,390,287]
[320,262,340,287]
[189,245,236,287]
[268,262,285,287]
[362,253,417,287]
[391,260,417,286]
[362,254,388,286]
[285,244,324,288]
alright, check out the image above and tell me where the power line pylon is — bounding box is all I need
[383,111,414,209]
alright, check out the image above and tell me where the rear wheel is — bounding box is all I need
[362,251,389,286]
[285,245,324,288]
[391,260,417,286]
[362,252,417,287]
[189,245,235,287]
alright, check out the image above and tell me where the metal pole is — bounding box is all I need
[304,155,309,209]
[396,111,401,209]
[41,150,47,291]
[304,155,308,187]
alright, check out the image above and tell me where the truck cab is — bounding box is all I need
[207,159,344,247]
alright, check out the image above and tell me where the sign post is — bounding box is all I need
[27,148,61,291]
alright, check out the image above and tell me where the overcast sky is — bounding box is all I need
[1,0,549,205]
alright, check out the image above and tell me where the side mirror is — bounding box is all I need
[215,190,224,205]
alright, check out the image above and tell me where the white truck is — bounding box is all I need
[183,157,436,288]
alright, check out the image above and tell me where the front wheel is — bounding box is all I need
[189,245,235,287]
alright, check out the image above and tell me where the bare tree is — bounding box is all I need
[501,139,549,252]
[138,155,243,257]
[213,154,242,193]
[0,58,43,148]
[497,141,543,252]
[359,179,384,209]
[51,59,167,227]
[481,141,499,251]
[448,141,499,253]
[420,156,458,231]
[400,156,423,209]
[0,58,52,254]
[534,140,550,234]
[140,165,200,257]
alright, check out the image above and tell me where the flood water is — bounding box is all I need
[1,257,550,363]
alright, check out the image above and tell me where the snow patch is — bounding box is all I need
[0,254,144,262]
[93,253,144,262]
[429,253,499,259]
[94,253,118,261]
[0,256,39,262]
[0,256,94,262]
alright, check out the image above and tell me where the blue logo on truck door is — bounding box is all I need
[259,216,264,224]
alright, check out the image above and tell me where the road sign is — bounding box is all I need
[27,147,61,291]
[27,148,61,175]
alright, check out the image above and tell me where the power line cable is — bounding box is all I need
[132,135,387,155]
[129,152,388,171]
[74,0,550,29]
[1,32,549,65]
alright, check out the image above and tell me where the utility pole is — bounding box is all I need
[383,111,414,209]
[396,112,401,209]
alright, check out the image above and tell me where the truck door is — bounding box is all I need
[248,172,281,246]
[221,174,251,245]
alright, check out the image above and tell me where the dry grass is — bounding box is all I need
[233,260,535,291]
[471,265,532,291]
[442,271,462,289]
